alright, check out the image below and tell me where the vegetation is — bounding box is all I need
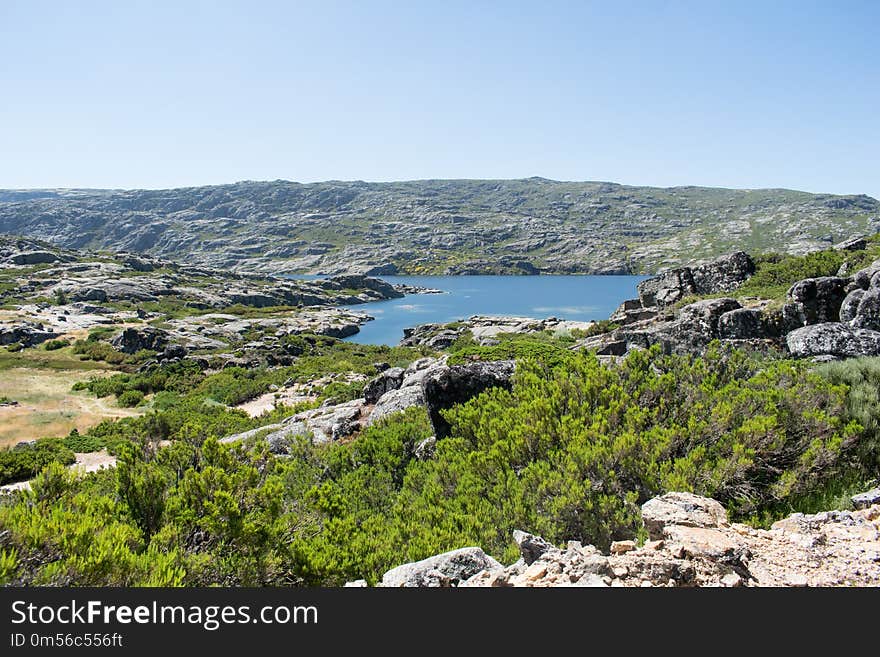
[0,439,76,486]
[2,344,877,586]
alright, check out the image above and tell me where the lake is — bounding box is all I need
[331,275,648,345]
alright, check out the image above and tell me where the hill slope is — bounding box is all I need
[0,179,877,275]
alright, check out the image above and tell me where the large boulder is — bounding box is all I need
[641,492,729,541]
[328,274,404,300]
[111,327,169,354]
[717,308,765,339]
[637,268,696,308]
[366,385,425,425]
[849,288,880,330]
[676,298,741,335]
[688,251,756,295]
[363,367,405,404]
[422,361,516,438]
[637,252,755,308]
[787,277,849,324]
[9,251,61,265]
[380,547,502,587]
[786,322,880,358]
[839,289,866,323]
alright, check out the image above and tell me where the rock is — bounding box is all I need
[637,268,696,308]
[380,547,502,587]
[111,327,169,354]
[688,251,756,295]
[641,492,729,540]
[422,360,516,438]
[833,236,867,251]
[850,288,880,330]
[367,385,425,426]
[414,436,436,460]
[344,579,368,587]
[512,530,554,565]
[610,540,636,554]
[328,274,404,300]
[787,277,849,325]
[9,251,61,265]
[637,252,754,308]
[676,298,742,335]
[851,487,880,509]
[717,308,765,339]
[363,367,405,404]
[839,289,866,323]
[0,322,56,347]
[786,323,880,358]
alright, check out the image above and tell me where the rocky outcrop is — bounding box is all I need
[396,492,880,587]
[111,327,169,354]
[0,321,56,347]
[380,547,502,587]
[786,323,880,359]
[422,361,516,438]
[637,252,755,308]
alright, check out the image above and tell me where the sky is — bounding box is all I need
[1,1,878,197]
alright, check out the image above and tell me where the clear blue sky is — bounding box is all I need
[2,1,878,197]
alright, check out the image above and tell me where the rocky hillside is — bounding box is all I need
[0,179,877,275]
[0,235,406,362]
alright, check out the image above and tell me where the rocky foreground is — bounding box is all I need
[368,491,880,587]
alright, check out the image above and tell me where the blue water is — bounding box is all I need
[330,275,647,346]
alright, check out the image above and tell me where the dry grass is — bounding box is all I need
[0,366,141,448]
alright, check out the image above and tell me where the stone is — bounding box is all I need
[363,367,405,404]
[366,385,425,426]
[720,572,742,587]
[110,327,169,354]
[787,277,849,325]
[344,579,368,587]
[610,540,636,554]
[637,252,754,308]
[839,289,866,323]
[414,436,436,460]
[422,360,516,438]
[850,288,880,330]
[851,487,880,509]
[786,323,880,358]
[380,547,502,587]
[833,236,867,251]
[641,492,729,540]
[717,308,765,339]
[512,530,555,565]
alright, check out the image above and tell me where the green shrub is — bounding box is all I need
[6,342,23,353]
[44,338,71,351]
[117,390,145,408]
[0,439,76,485]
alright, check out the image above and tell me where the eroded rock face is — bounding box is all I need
[422,361,516,438]
[380,547,502,587]
[786,323,880,358]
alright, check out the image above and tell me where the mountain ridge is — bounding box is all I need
[1,178,877,275]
